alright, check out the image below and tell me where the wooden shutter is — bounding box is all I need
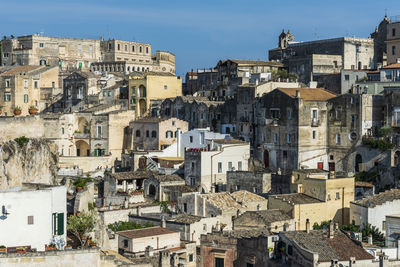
[57,213,64,235]
[52,213,57,235]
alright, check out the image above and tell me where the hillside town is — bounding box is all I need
[2,12,400,267]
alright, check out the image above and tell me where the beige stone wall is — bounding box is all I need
[58,156,114,173]
[387,23,400,65]
[108,110,135,159]
[158,118,189,149]
[0,249,101,267]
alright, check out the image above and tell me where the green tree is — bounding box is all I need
[67,212,96,248]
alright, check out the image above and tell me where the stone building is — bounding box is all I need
[269,33,376,83]
[143,174,188,202]
[255,88,336,172]
[269,170,354,230]
[200,229,275,267]
[233,209,295,232]
[128,72,182,118]
[1,34,101,70]
[226,171,271,194]
[128,117,188,151]
[62,71,100,111]
[279,223,375,267]
[184,138,250,193]
[371,16,391,66]
[387,19,400,65]
[350,189,400,235]
[0,65,59,116]
[183,68,218,96]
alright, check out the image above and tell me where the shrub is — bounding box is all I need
[14,106,21,111]
[108,221,153,232]
[14,136,29,148]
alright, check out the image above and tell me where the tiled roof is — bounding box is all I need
[351,189,400,208]
[163,184,197,193]
[231,190,266,203]
[0,65,45,76]
[238,209,292,224]
[281,230,374,262]
[218,228,271,239]
[383,63,400,69]
[118,227,177,239]
[202,192,242,210]
[108,170,155,181]
[153,174,184,183]
[271,193,323,204]
[278,88,336,101]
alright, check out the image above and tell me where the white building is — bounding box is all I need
[350,189,400,235]
[0,184,67,251]
[386,214,400,248]
[184,139,250,193]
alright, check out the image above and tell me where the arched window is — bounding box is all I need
[136,130,141,137]
[166,131,173,138]
[142,67,145,72]
[127,66,130,71]
[151,131,157,138]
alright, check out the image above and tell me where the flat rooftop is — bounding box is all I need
[117,227,177,239]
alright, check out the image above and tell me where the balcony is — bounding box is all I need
[74,132,90,139]
[311,118,320,127]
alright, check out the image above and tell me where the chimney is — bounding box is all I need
[368,234,373,245]
[306,219,310,233]
[329,221,335,239]
[176,128,182,157]
[161,215,166,228]
[296,90,301,98]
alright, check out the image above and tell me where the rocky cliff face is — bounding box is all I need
[0,139,58,190]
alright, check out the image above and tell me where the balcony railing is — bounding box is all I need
[74,132,90,139]
[311,118,320,127]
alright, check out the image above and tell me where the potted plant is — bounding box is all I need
[14,106,22,116]
[89,240,96,247]
[0,245,6,253]
[28,105,38,115]
[65,244,72,250]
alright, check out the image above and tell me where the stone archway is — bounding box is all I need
[148,184,156,197]
[75,140,90,156]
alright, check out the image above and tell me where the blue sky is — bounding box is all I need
[1,0,400,76]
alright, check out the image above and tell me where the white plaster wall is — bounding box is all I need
[119,231,180,252]
[368,199,400,235]
[0,186,66,251]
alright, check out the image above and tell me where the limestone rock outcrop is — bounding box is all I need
[0,138,58,190]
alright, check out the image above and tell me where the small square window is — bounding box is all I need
[164,85,168,90]
[123,239,128,248]
[27,215,34,225]
[39,43,44,48]
[336,192,340,200]
[189,254,193,262]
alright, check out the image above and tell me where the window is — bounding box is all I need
[336,192,340,200]
[189,254,193,262]
[238,161,242,171]
[117,44,120,50]
[132,46,135,52]
[336,134,341,145]
[287,109,292,120]
[136,130,141,137]
[283,150,288,158]
[270,108,280,119]
[4,93,11,102]
[24,79,28,88]
[131,86,136,95]
[183,203,187,212]
[140,46,142,53]
[146,47,149,54]
[312,109,318,119]
[123,239,128,248]
[393,28,396,37]
[164,85,168,90]
[393,45,396,56]
[62,127,65,134]
[166,131,173,138]
[191,162,195,171]
[27,215,34,225]
[383,221,386,231]
[333,60,338,68]
[108,91,111,97]
[89,45,93,54]
[108,43,112,50]
[52,212,64,235]
[189,136,193,143]
[172,120,175,126]
[313,130,316,139]
[228,162,233,171]
[151,130,157,138]
[39,43,44,48]
[218,162,222,173]
[273,133,278,144]
[24,94,28,103]
[243,91,248,103]
[203,224,207,231]
[287,134,291,144]
[125,45,127,51]
[345,75,350,81]
[6,79,10,88]
[146,130,149,137]
[215,258,224,267]
[97,125,102,138]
